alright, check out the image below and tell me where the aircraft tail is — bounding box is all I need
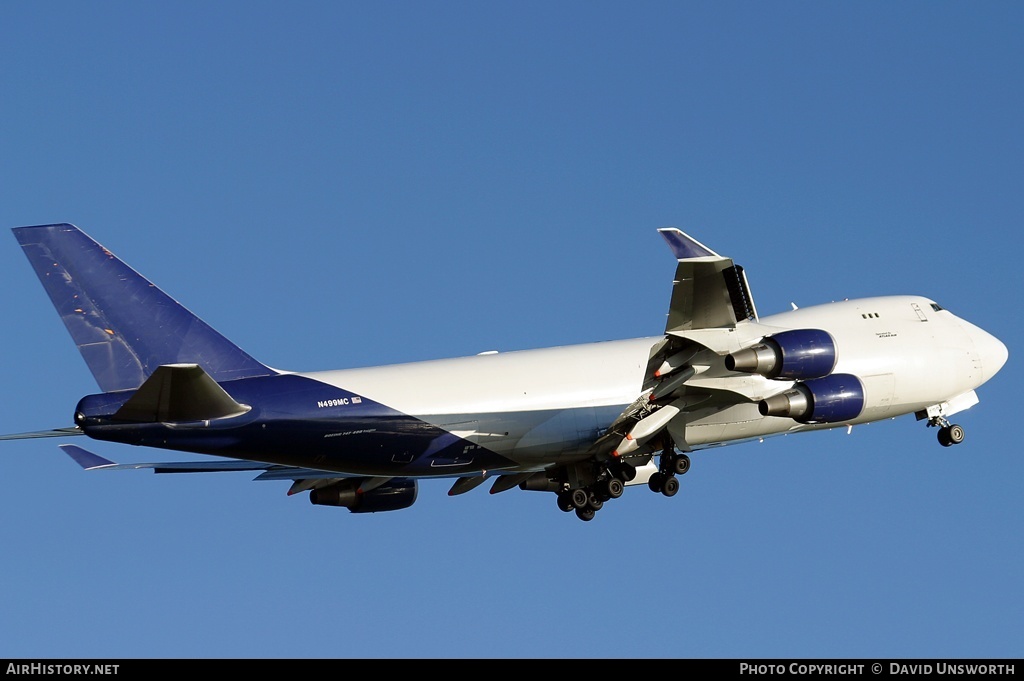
[13,223,276,392]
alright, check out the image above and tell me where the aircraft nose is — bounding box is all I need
[964,321,1008,384]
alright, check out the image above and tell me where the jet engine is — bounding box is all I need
[725,329,837,380]
[758,373,864,424]
[309,478,418,513]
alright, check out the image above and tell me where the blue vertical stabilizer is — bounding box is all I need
[13,223,276,392]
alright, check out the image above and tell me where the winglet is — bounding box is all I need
[60,444,117,470]
[658,228,720,260]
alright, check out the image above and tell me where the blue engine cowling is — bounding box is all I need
[725,328,837,380]
[310,478,418,513]
[758,373,865,424]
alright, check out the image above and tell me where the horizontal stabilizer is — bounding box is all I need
[0,426,82,441]
[114,364,250,423]
[60,444,117,470]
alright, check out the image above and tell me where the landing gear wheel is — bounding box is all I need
[673,454,691,475]
[937,424,965,447]
[661,476,680,497]
[605,477,624,499]
[556,491,574,512]
[575,507,596,522]
[948,424,965,445]
[570,488,589,509]
[648,472,665,493]
[587,493,604,512]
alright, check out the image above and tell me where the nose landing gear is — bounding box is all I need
[928,416,965,447]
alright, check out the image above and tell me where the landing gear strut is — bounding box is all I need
[929,416,965,447]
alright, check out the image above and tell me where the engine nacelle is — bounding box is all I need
[310,478,418,513]
[758,373,864,424]
[725,329,837,380]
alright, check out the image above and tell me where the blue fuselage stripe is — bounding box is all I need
[76,374,560,476]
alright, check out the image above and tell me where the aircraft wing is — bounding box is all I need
[658,227,758,333]
[59,443,373,491]
[58,444,417,506]
[60,444,277,473]
[587,229,760,463]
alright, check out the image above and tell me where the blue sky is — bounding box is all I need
[1,2,1020,659]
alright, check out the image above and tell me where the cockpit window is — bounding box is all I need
[930,303,944,312]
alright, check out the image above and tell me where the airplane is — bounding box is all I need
[1,223,1008,521]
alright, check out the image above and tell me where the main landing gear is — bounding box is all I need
[556,460,636,522]
[554,446,691,522]
[929,416,965,447]
[648,449,690,497]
